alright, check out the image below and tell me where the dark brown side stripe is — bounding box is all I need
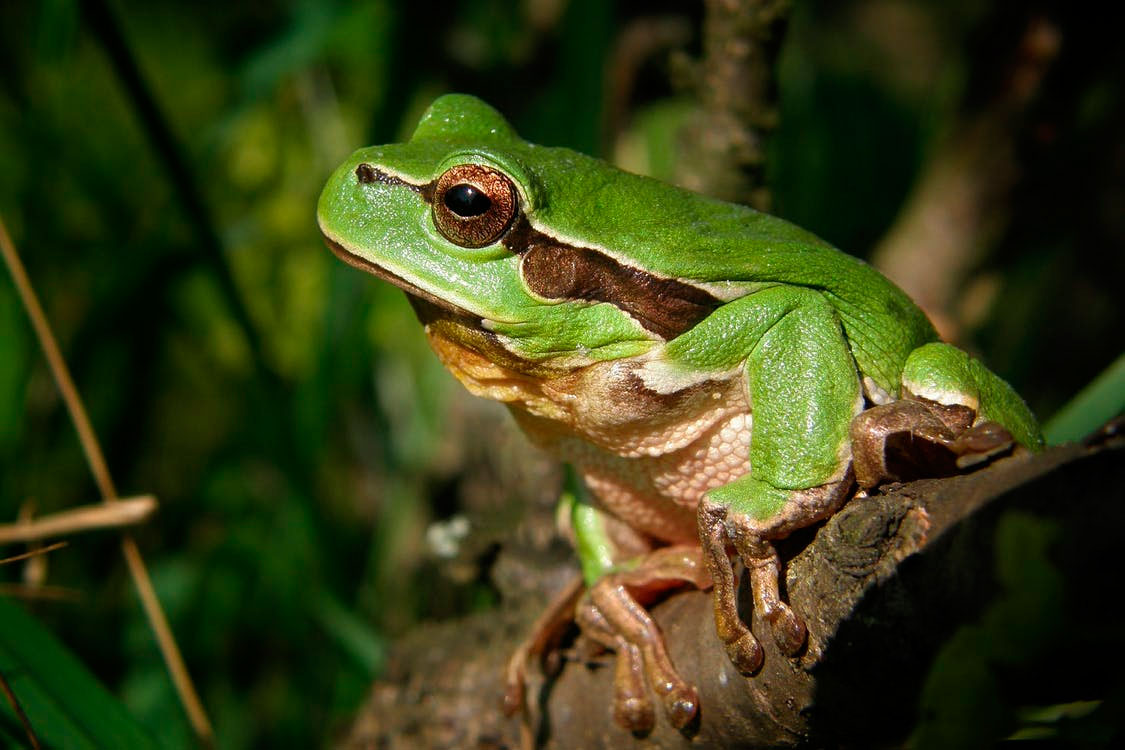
[506,217,721,340]
[355,164,720,340]
[519,240,720,340]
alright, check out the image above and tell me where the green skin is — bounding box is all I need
[318,94,1043,730]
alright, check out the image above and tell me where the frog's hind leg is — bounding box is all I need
[899,341,1042,451]
[850,397,1015,489]
[503,574,585,718]
[575,545,712,733]
[849,339,1047,491]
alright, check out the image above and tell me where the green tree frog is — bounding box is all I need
[317,94,1043,733]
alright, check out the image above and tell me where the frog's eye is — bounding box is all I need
[432,164,518,248]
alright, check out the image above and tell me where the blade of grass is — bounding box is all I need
[0,596,162,750]
[0,666,41,750]
[81,0,274,387]
[0,542,68,567]
[1,217,213,744]
[1043,353,1125,445]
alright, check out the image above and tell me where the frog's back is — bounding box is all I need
[707,215,939,394]
[529,153,938,392]
[402,94,937,389]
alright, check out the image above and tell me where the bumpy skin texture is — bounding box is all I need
[318,94,1043,733]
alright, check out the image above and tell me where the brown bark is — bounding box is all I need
[675,0,792,210]
[342,436,1123,749]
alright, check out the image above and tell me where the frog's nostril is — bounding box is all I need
[355,163,377,184]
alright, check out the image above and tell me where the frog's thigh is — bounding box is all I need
[902,341,1041,450]
[701,289,860,659]
[848,344,1024,488]
[576,546,711,732]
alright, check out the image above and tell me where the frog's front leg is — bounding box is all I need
[697,288,863,672]
[698,474,854,671]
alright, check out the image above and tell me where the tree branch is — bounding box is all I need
[675,0,792,209]
[342,438,1122,749]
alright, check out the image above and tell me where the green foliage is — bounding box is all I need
[1043,353,1125,444]
[910,512,1063,748]
[0,596,163,749]
[908,507,1125,748]
[0,0,1120,747]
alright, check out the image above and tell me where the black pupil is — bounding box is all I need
[444,184,491,218]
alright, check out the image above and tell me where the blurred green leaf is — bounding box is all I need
[0,596,164,750]
[314,591,385,675]
[1043,353,1125,445]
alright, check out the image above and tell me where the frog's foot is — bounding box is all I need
[851,398,1015,490]
[698,476,853,673]
[502,575,585,718]
[575,545,712,733]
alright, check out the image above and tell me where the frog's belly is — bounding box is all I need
[524,410,753,545]
[426,329,754,543]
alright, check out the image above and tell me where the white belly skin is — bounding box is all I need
[423,327,754,544]
[510,365,753,545]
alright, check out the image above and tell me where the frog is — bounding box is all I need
[317,94,1043,733]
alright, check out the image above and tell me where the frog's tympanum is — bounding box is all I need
[318,95,1042,733]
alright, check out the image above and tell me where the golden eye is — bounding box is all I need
[432,164,518,248]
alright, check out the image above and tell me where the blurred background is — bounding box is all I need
[1,0,1122,747]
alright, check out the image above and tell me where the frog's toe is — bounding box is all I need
[617,695,655,735]
[660,682,700,730]
[699,497,766,676]
[951,420,1014,468]
[612,642,656,733]
[723,630,764,675]
[765,605,807,656]
[578,546,710,732]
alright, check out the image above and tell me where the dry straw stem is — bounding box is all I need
[0,541,68,566]
[1,667,42,750]
[0,217,213,744]
[0,496,157,545]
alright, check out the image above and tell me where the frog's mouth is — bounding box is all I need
[322,232,577,378]
[322,234,482,327]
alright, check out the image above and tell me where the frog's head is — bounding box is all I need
[317,94,720,373]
